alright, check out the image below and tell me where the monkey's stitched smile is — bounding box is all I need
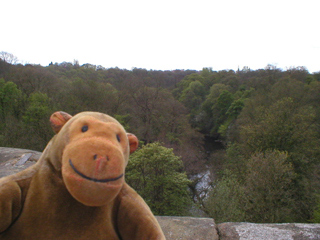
[69,159,123,183]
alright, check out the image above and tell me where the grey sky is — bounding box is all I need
[2,0,319,72]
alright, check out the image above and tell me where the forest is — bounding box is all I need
[0,52,320,223]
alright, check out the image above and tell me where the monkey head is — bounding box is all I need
[49,111,139,207]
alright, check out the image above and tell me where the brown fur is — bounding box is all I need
[0,111,165,239]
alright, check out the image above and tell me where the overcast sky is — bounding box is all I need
[2,0,319,72]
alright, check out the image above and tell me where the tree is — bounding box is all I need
[244,151,296,223]
[128,86,193,144]
[206,150,297,223]
[0,79,24,148]
[7,64,58,96]
[215,90,234,119]
[173,73,203,95]
[179,80,206,112]
[0,51,18,64]
[230,96,320,221]
[205,89,234,135]
[178,80,206,127]
[206,170,246,223]
[238,97,318,161]
[218,87,254,138]
[22,92,55,150]
[199,83,231,134]
[0,78,23,125]
[126,142,192,216]
[312,200,320,223]
[62,79,118,115]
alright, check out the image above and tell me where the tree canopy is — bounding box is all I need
[126,142,192,216]
[0,55,320,222]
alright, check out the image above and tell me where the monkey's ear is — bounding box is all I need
[50,111,72,134]
[127,133,139,154]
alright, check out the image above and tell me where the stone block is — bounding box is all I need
[0,147,41,178]
[157,216,219,240]
[218,222,320,240]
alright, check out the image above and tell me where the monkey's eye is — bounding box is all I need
[116,134,121,142]
[82,125,88,132]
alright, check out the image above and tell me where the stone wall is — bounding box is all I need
[0,147,41,178]
[157,217,320,240]
[1,147,320,240]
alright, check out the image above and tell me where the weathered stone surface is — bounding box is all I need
[0,147,41,178]
[157,216,219,240]
[218,222,320,240]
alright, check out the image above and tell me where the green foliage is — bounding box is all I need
[0,79,24,147]
[244,151,296,223]
[312,197,320,223]
[204,90,233,135]
[216,90,234,114]
[199,84,231,134]
[114,114,131,131]
[238,97,318,162]
[179,80,206,111]
[0,78,23,124]
[178,80,206,127]
[1,57,320,223]
[217,88,254,138]
[206,170,246,223]
[226,98,244,118]
[62,79,118,114]
[223,95,320,222]
[126,142,192,216]
[207,150,297,223]
[22,92,55,150]
[173,73,205,99]
[23,92,51,124]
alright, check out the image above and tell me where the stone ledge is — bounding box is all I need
[218,222,320,240]
[157,216,219,240]
[0,147,41,178]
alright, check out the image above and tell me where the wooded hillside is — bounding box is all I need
[0,55,319,223]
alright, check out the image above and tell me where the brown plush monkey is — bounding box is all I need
[0,111,165,240]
